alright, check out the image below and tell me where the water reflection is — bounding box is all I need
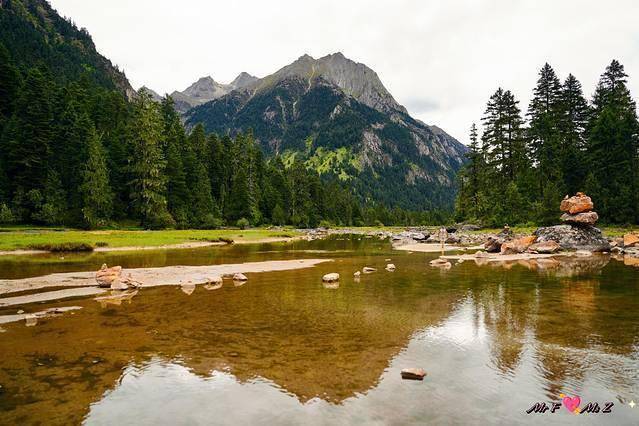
[0,238,637,424]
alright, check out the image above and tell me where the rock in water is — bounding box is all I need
[429,258,452,268]
[527,240,561,254]
[353,271,361,277]
[385,263,396,271]
[362,267,377,273]
[534,225,610,252]
[560,192,594,214]
[560,211,598,225]
[401,368,426,380]
[484,236,505,253]
[500,236,536,254]
[95,264,122,288]
[322,273,340,282]
[233,273,248,282]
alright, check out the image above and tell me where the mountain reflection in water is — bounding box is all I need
[0,237,637,425]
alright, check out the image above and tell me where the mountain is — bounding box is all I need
[139,86,163,102]
[0,0,135,99]
[170,73,259,113]
[185,53,467,209]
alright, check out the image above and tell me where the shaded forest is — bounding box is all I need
[456,60,639,226]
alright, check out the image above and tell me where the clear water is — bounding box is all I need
[0,236,637,425]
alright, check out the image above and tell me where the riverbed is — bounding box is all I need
[0,235,637,425]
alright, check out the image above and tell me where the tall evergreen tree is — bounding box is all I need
[80,126,113,228]
[527,63,563,194]
[558,74,590,194]
[587,60,639,223]
[4,68,53,198]
[128,91,174,229]
[160,96,189,227]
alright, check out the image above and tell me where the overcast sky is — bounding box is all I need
[49,0,639,142]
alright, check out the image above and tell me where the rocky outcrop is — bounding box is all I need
[534,225,610,252]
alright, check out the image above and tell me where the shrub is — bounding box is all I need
[27,242,95,252]
[236,218,250,229]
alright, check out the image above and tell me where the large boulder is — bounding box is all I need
[560,192,594,214]
[500,236,536,254]
[534,225,610,252]
[560,211,598,225]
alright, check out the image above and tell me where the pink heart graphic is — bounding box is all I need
[562,395,581,413]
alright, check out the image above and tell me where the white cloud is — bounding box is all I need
[49,0,639,142]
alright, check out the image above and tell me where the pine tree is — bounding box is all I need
[4,68,53,196]
[527,63,563,195]
[558,74,590,194]
[129,91,174,229]
[80,126,113,228]
[161,96,189,227]
[587,60,639,223]
[0,43,21,128]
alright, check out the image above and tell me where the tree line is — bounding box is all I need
[455,60,639,226]
[0,43,451,229]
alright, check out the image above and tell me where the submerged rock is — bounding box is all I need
[401,368,426,380]
[25,314,37,327]
[208,276,223,285]
[534,225,610,252]
[322,273,340,282]
[429,258,452,268]
[232,273,248,282]
[181,283,196,295]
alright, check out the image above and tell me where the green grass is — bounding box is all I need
[0,228,301,251]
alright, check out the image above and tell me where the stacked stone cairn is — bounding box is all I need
[534,192,610,252]
[559,192,597,225]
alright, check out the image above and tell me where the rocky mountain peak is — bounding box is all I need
[230,72,259,89]
[254,52,407,115]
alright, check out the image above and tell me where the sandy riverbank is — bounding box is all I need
[0,236,299,257]
[0,258,332,304]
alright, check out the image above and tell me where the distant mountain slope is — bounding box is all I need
[186,53,467,209]
[0,0,135,98]
[169,73,259,113]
